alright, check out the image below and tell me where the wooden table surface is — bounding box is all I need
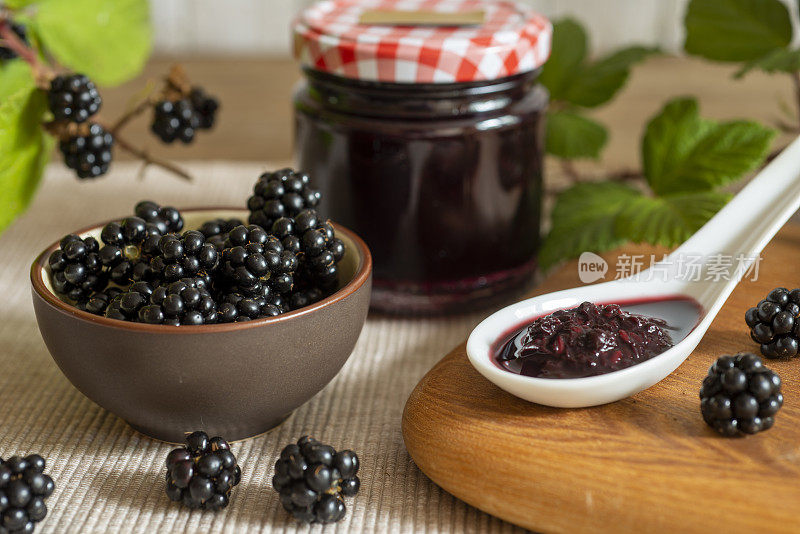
[103,55,795,171]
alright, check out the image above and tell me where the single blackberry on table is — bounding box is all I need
[134,200,184,235]
[149,231,219,286]
[165,431,240,510]
[700,352,783,437]
[48,234,106,302]
[146,278,217,325]
[151,99,200,144]
[745,287,800,359]
[247,169,321,230]
[272,209,345,292]
[0,454,55,533]
[189,87,219,130]
[219,224,297,301]
[48,74,102,123]
[0,22,28,60]
[272,436,359,524]
[59,122,113,179]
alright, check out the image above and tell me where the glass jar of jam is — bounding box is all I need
[292,0,552,314]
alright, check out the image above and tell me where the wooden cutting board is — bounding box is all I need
[402,224,800,534]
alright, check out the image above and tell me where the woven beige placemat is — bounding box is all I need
[0,162,527,533]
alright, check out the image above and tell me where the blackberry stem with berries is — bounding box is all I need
[0,16,194,182]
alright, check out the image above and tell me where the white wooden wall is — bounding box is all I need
[149,0,793,56]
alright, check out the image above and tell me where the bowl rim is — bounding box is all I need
[30,207,372,333]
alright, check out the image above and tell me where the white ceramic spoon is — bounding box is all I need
[467,135,800,407]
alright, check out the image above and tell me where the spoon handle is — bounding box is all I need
[669,134,800,268]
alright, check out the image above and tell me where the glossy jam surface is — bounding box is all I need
[294,69,546,314]
[496,301,677,379]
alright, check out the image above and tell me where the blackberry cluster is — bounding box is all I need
[272,436,360,524]
[700,353,783,436]
[189,87,219,130]
[151,99,199,144]
[0,22,28,60]
[746,287,800,358]
[247,169,321,230]
[59,123,113,179]
[165,431,240,510]
[49,169,347,323]
[149,231,219,286]
[48,74,102,123]
[0,454,55,533]
[219,225,297,301]
[105,279,217,326]
[48,235,106,301]
[272,209,345,293]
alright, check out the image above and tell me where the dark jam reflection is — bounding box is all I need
[495,301,683,379]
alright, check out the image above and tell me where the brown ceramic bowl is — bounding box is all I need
[30,209,372,442]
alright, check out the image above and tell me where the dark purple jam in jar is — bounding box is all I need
[292,1,552,314]
[496,302,674,378]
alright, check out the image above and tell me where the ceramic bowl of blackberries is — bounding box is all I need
[30,169,372,443]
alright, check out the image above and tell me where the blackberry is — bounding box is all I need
[134,200,184,235]
[104,282,153,322]
[150,231,219,286]
[98,217,160,285]
[76,287,123,315]
[247,169,321,230]
[700,352,783,436]
[0,22,28,60]
[105,279,217,325]
[287,286,324,311]
[219,225,297,301]
[272,209,345,292]
[745,287,800,358]
[216,292,282,323]
[151,99,199,144]
[165,431,240,510]
[48,74,102,123]
[48,234,107,301]
[272,436,359,524]
[146,279,217,325]
[199,218,243,252]
[60,122,113,179]
[189,87,219,130]
[0,454,55,533]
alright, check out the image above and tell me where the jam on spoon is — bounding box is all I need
[496,301,674,379]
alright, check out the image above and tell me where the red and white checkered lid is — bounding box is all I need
[293,0,552,84]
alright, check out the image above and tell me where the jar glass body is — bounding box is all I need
[294,68,547,314]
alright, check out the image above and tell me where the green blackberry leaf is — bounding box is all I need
[539,19,587,102]
[734,48,800,79]
[0,61,52,233]
[545,110,608,160]
[563,46,659,108]
[615,191,731,247]
[684,0,791,62]
[539,182,641,269]
[32,0,152,86]
[642,97,774,195]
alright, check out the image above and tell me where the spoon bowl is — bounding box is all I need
[468,135,800,407]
